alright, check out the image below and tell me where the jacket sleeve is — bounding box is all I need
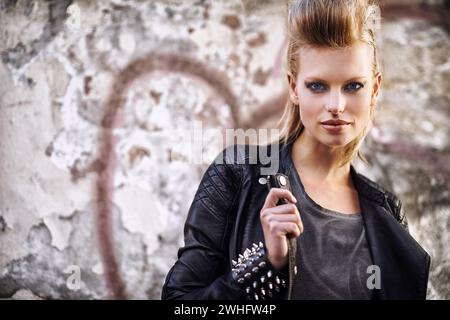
[161,150,247,300]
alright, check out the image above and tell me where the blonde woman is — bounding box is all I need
[162,0,430,300]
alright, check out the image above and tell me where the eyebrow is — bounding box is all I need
[304,76,368,82]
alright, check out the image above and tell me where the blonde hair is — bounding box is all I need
[277,0,382,167]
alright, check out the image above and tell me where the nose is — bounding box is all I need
[325,89,345,114]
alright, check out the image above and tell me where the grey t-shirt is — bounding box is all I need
[289,162,374,300]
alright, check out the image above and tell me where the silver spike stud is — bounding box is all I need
[232,260,237,267]
[254,293,259,300]
[244,272,251,279]
[246,286,251,294]
[239,254,244,260]
[252,267,259,274]
[268,282,273,290]
[237,277,245,284]
[259,241,264,248]
[281,279,286,287]
[278,175,287,186]
[260,276,266,284]
[258,261,266,268]
[253,243,258,249]
[275,276,281,285]
[267,270,273,278]
[261,288,266,296]
[253,281,258,289]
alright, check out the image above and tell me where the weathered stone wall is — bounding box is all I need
[0,0,448,299]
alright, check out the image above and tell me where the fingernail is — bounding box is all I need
[293,197,297,203]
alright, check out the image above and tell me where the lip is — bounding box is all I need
[321,123,349,133]
[320,119,351,125]
[320,120,352,133]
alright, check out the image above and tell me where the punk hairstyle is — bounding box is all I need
[277,0,382,167]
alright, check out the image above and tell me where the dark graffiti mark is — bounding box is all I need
[241,89,287,130]
[101,53,240,128]
[97,53,239,299]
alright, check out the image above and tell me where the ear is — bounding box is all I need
[287,72,299,105]
[372,72,382,104]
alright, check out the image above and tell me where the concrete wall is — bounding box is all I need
[0,0,449,299]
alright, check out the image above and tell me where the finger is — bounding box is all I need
[269,221,302,238]
[262,210,304,233]
[264,211,301,224]
[262,203,298,216]
[262,188,297,209]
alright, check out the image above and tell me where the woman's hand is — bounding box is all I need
[260,188,303,270]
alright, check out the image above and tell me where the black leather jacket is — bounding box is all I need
[161,142,431,300]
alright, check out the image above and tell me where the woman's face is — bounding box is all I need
[288,42,382,148]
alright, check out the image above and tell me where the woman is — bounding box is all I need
[162,0,430,300]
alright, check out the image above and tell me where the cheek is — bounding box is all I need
[353,95,372,115]
[298,95,321,124]
[349,95,373,128]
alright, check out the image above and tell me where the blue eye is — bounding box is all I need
[305,82,326,92]
[345,82,364,92]
[305,81,365,93]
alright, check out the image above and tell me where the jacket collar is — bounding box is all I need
[278,140,430,299]
[278,140,394,208]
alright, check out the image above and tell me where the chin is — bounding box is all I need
[319,135,355,148]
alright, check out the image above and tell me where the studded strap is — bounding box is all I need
[231,242,287,300]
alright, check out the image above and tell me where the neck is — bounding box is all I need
[291,132,353,188]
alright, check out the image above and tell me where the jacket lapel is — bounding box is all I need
[351,167,430,299]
